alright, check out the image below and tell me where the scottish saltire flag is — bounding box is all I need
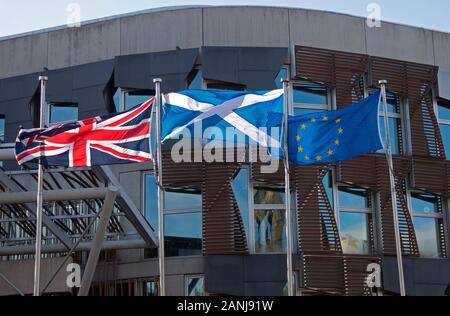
[15,98,153,167]
[268,91,383,164]
[162,89,284,147]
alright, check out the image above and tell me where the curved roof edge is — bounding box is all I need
[1,5,449,41]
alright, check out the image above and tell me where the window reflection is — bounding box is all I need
[410,191,443,258]
[338,186,372,255]
[437,101,450,159]
[0,115,4,142]
[339,212,370,254]
[144,173,202,258]
[124,90,153,111]
[188,70,203,89]
[275,68,287,89]
[437,102,450,120]
[254,209,286,253]
[413,217,440,258]
[232,168,250,238]
[165,212,202,257]
[254,184,285,204]
[49,103,78,124]
[186,276,205,296]
[338,187,371,209]
[376,91,402,155]
[293,81,328,105]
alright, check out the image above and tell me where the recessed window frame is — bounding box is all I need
[48,102,78,125]
[142,172,203,259]
[249,181,296,255]
[289,78,332,116]
[407,189,448,258]
[433,93,450,159]
[365,85,406,156]
[184,274,205,296]
[332,173,376,255]
[115,88,154,112]
[0,114,5,142]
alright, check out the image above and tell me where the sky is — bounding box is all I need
[0,0,449,38]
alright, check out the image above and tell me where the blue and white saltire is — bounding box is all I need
[162,89,284,148]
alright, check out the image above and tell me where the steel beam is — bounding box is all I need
[78,187,117,296]
[93,166,157,248]
[0,187,114,204]
[0,239,147,256]
[0,170,73,249]
[0,146,15,161]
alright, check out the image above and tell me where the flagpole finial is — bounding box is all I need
[153,78,162,84]
[38,76,48,81]
[378,80,387,85]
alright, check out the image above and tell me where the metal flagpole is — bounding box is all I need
[153,78,165,296]
[34,75,48,296]
[379,80,406,296]
[282,78,294,296]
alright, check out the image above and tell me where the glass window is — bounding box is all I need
[338,187,371,209]
[338,186,373,255]
[188,69,203,89]
[142,280,158,296]
[437,101,450,159]
[413,217,440,258]
[377,92,402,155]
[437,101,450,121]
[186,275,205,296]
[254,183,285,205]
[144,173,202,258]
[0,115,4,142]
[49,103,78,124]
[293,81,328,106]
[339,212,370,255]
[252,183,295,254]
[165,191,202,210]
[254,209,286,253]
[410,191,444,258]
[440,124,450,158]
[323,172,334,210]
[165,212,202,257]
[124,90,153,111]
[113,88,121,112]
[232,167,250,238]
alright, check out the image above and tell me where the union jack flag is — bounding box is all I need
[15,98,153,167]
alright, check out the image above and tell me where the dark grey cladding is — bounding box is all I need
[0,72,40,143]
[202,47,289,90]
[45,59,115,118]
[114,48,199,93]
[437,68,450,101]
[204,255,295,296]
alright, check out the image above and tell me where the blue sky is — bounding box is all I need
[0,0,449,38]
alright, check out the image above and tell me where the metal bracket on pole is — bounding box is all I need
[78,186,118,296]
[282,78,294,296]
[379,80,406,296]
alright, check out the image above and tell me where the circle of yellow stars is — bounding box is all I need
[296,116,343,162]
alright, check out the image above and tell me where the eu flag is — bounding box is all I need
[268,91,383,165]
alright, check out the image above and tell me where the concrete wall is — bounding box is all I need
[1,6,450,80]
[0,257,72,296]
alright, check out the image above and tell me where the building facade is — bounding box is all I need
[1,6,450,296]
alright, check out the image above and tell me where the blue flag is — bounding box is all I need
[162,89,284,147]
[268,91,383,165]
